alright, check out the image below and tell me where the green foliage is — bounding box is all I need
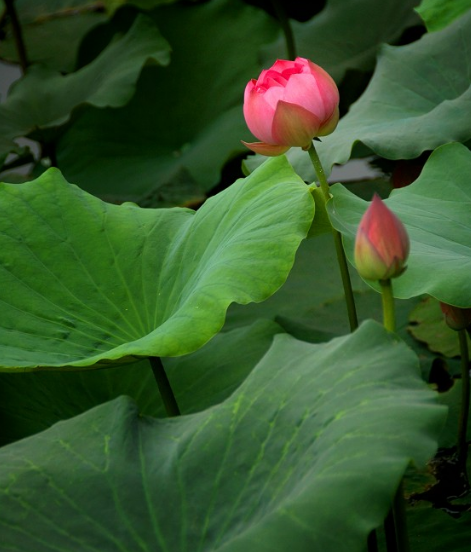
[272,9,471,181]
[405,502,471,552]
[0,320,282,445]
[416,0,471,31]
[225,233,367,332]
[55,0,279,204]
[0,0,107,72]
[263,0,421,81]
[0,157,313,369]
[0,322,446,552]
[328,143,471,306]
[1,0,470,549]
[315,9,471,171]
[0,14,170,165]
[408,297,471,358]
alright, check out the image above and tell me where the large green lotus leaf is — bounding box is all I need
[327,143,471,307]
[163,319,282,415]
[0,321,446,552]
[0,0,107,72]
[277,290,420,343]
[54,0,279,205]
[0,14,170,167]
[0,320,281,445]
[0,156,313,370]
[273,9,471,182]
[436,380,471,448]
[228,272,436,379]
[263,0,421,82]
[224,193,435,375]
[415,0,471,31]
[225,232,369,331]
[404,502,471,552]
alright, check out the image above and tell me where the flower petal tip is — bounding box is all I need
[241,140,290,157]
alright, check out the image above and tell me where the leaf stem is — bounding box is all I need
[4,0,29,74]
[379,279,395,333]
[307,142,358,331]
[149,357,180,417]
[457,329,470,467]
[270,0,296,59]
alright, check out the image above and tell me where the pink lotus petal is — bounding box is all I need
[243,86,277,144]
[243,79,256,103]
[241,140,290,156]
[272,59,300,74]
[310,70,340,115]
[318,106,339,136]
[272,100,321,147]
[282,73,325,118]
[263,70,288,86]
[256,69,270,85]
[263,85,285,110]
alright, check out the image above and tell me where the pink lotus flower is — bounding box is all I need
[440,302,471,331]
[242,58,339,156]
[354,195,410,281]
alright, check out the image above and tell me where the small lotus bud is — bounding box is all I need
[440,302,471,331]
[354,194,410,281]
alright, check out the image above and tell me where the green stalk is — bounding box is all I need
[270,0,296,59]
[307,143,358,331]
[391,481,410,552]
[379,278,410,552]
[149,357,181,417]
[379,279,396,333]
[457,329,470,467]
[4,0,28,73]
[367,529,379,552]
[307,142,331,199]
[383,509,398,552]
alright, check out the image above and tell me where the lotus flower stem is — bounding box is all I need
[457,329,470,467]
[379,279,410,552]
[307,143,359,331]
[379,279,396,333]
[149,356,181,417]
[367,529,379,552]
[383,509,398,552]
[4,0,29,73]
[383,481,409,552]
[392,481,410,552]
[307,142,331,199]
[270,0,296,60]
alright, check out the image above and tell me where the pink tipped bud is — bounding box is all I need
[354,194,410,281]
[440,302,471,331]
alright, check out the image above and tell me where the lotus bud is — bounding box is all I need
[440,302,471,331]
[354,195,410,281]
